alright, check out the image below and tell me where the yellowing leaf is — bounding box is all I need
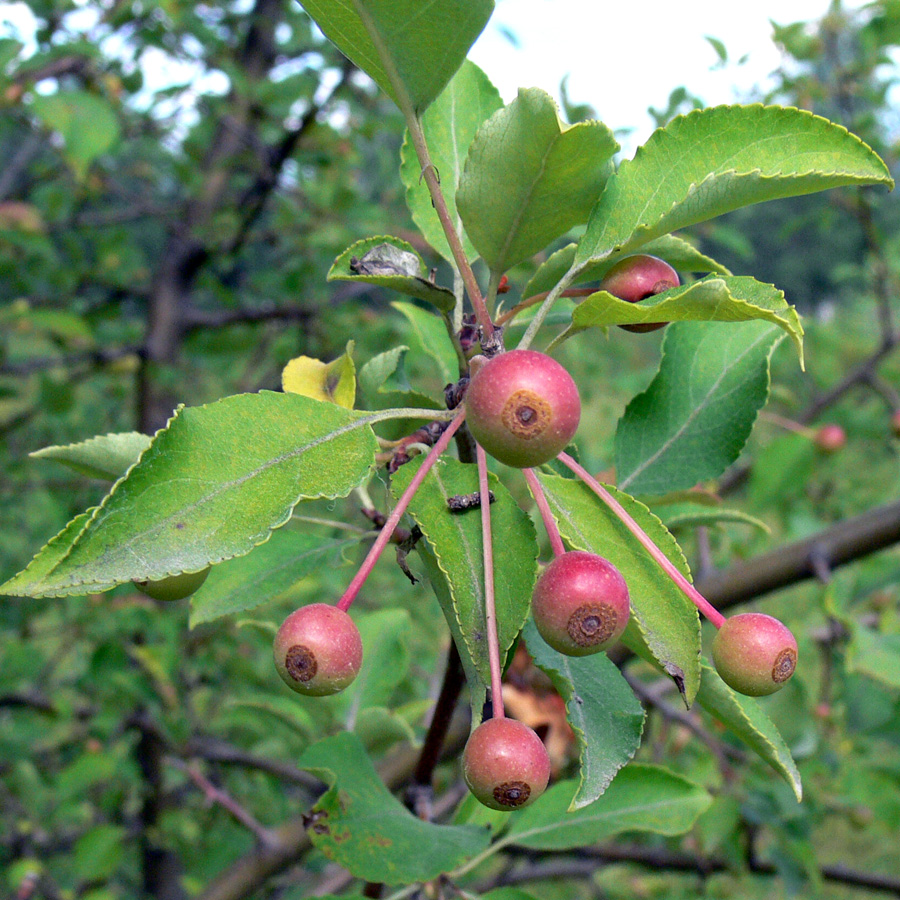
[282,341,356,408]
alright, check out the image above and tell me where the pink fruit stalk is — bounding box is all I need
[599,254,680,333]
[712,612,798,696]
[532,551,630,656]
[463,717,551,810]
[465,350,580,468]
[274,603,363,696]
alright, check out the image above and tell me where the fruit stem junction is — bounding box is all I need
[557,452,727,629]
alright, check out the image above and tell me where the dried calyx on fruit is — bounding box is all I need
[462,716,551,810]
[465,349,580,468]
[134,567,211,601]
[599,254,680,333]
[712,612,798,696]
[532,551,630,656]
[274,603,363,696]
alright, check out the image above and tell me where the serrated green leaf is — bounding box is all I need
[391,301,458,383]
[28,432,151,481]
[535,473,701,703]
[190,528,363,626]
[0,393,378,598]
[576,104,893,267]
[32,91,120,179]
[401,60,502,262]
[457,88,618,273]
[282,341,357,408]
[328,236,456,313]
[561,276,802,362]
[522,235,731,302]
[393,456,538,692]
[616,321,785,496]
[505,764,711,850]
[298,731,490,882]
[298,0,493,113]
[522,619,645,809]
[696,663,802,800]
[653,502,771,534]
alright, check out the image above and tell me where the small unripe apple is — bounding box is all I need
[134,567,210,601]
[815,424,846,453]
[465,349,580,468]
[274,603,362,696]
[712,612,798,696]
[462,717,551,810]
[599,254,680,332]
[532,551,630,656]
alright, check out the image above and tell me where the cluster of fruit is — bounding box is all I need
[136,256,799,813]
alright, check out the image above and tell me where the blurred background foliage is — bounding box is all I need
[1,0,900,897]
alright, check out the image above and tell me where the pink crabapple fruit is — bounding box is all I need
[598,254,680,333]
[465,349,581,468]
[890,410,900,438]
[532,551,630,656]
[273,603,363,696]
[462,717,552,810]
[712,612,798,696]
[815,424,847,453]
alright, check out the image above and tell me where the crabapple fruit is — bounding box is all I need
[532,551,630,655]
[815,424,847,453]
[462,717,551,810]
[465,350,580,468]
[712,612,798,696]
[273,603,362,696]
[599,254,680,332]
[134,566,210,601]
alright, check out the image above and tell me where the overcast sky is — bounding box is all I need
[468,0,867,154]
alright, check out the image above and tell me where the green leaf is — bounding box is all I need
[561,276,803,362]
[282,341,357,408]
[73,825,126,880]
[846,626,900,690]
[652,502,771,534]
[393,456,538,693]
[298,731,490,882]
[576,104,893,267]
[189,528,363,626]
[391,301,458,384]
[505,764,712,850]
[457,88,618,273]
[696,663,802,800]
[522,235,731,302]
[523,619,645,809]
[29,432,152,481]
[535,473,701,703]
[335,608,413,712]
[401,60,502,262]
[226,695,315,738]
[482,891,541,900]
[0,393,378,598]
[616,321,785,496]
[31,91,120,179]
[328,236,456,313]
[298,0,493,113]
[358,345,442,412]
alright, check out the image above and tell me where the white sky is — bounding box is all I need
[468,0,869,154]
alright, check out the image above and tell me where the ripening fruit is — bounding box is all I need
[465,350,580,468]
[463,717,551,810]
[712,612,798,696]
[890,410,900,438]
[599,254,680,332]
[274,603,362,696]
[134,567,210,601]
[815,424,847,453]
[532,551,630,656]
